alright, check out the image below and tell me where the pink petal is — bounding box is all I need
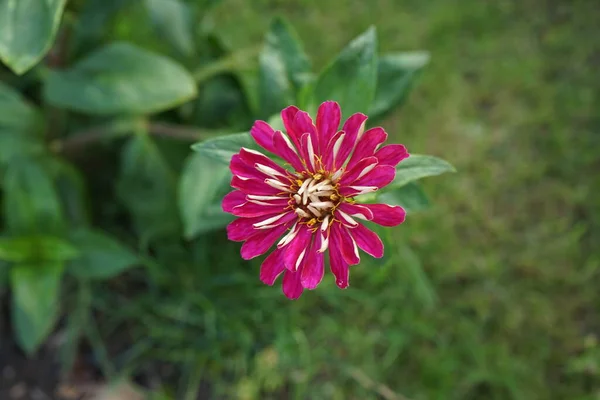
[294,110,319,155]
[299,133,316,172]
[282,269,304,299]
[250,120,276,153]
[337,203,374,221]
[260,248,285,285]
[282,224,312,271]
[323,130,344,171]
[374,144,409,167]
[239,148,288,177]
[358,204,406,227]
[231,176,281,195]
[227,216,266,241]
[338,156,378,186]
[281,105,302,149]
[334,113,368,169]
[240,223,290,260]
[331,223,360,265]
[300,235,324,289]
[349,223,384,258]
[346,127,388,170]
[316,101,341,152]
[230,154,264,180]
[352,165,396,189]
[231,200,288,218]
[272,130,305,172]
[328,240,349,289]
[222,190,246,213]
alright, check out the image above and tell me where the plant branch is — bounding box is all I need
[52,120,214,155]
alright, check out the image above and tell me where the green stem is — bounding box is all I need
[192,46,261,83]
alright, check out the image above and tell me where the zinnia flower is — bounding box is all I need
[223,101,408,299]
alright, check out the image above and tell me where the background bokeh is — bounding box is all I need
[0,0,598,399]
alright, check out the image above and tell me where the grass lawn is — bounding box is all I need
[203,0,600,398]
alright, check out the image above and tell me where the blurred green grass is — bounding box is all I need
[203,0,599,399]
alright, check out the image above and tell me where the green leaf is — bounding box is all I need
[377,183,430,214]
[11,261,64,354]
[0,0,67,74]
[47,159,91,228]
[3,158,65,235]
[369,51,430,121]
[312,27,378,119]
[144,0,194,56]
[191,132,257,165]
[258,17,311,118]
[44,42,197,115]
[117,134,180,244]
[178,152,234,239]
[393,154,456,188]
[0,81,44,163]
[0,236,78,263]
[69,229,139,279]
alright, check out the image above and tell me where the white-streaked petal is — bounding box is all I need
[307,135,316,170]
[310,201,334,209]
[295,249,307,271]
[253,213,290,228]
[318,233,329,253]
[297,178,312,195]
[278,223,299,248]
[332,133,345,160]
[309,194,320,203]
[331,168,344,182]
[247,195,286,201]
[265,178,291,192]
[307,205,322,217]
[337,210,358,227]
[295,208,310,218]
[348,186,377,195]
[255,163,285,178]
[357,163,377,179]
[248,199,285,206]
[320,215,330,232]
[293,194,302,204]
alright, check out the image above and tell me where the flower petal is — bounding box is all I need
[323,130,344,171]
[282,224,312,271]
[231,176,281,195]
[316,101,341,152]
[374,144,409,167]
[349,223,384,258]
[239,147,289,177]
[328,239,349,289]
[250,120,276,153]
[272,130,305,172]
[230,154,264,180]
[222,190,246,212]
[352,165,396,189]
[331,223,360,265]
[337,203,374,221]
[300,235,324,289]
[260,248,285,285]
[227,216,268,242]
[357,204,406,227]
[240,223,290,260]
[294,110,319,155]
[346,127,388,170]
[299,132,317,172]
[231,200,289,218]
[281,105,302,149]
[334,113,368,169]
[282,269,304,299]
[338,156,378,186]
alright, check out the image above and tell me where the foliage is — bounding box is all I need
[1,0,597,399]
[0,0,454,397]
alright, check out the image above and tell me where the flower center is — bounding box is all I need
[289,172,342,225]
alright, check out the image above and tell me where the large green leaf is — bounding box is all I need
[0,81,44,163]
[369,51,430,121]
[11,261,65,354]
[191,132,257,165]
[0,236,78,263]
[312,27,378,119]
[377,183,430,214]
[258,17,311,118]
[44,42,197,115]
[144,0,194,56]
[3,158,65,235]
[178,152,234,239]
[393,154,456,188]
[117,134,180,244]
[69,229,139,279]
[0,0,67,74]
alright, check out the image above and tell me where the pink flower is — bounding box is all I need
[223,101,409,299]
